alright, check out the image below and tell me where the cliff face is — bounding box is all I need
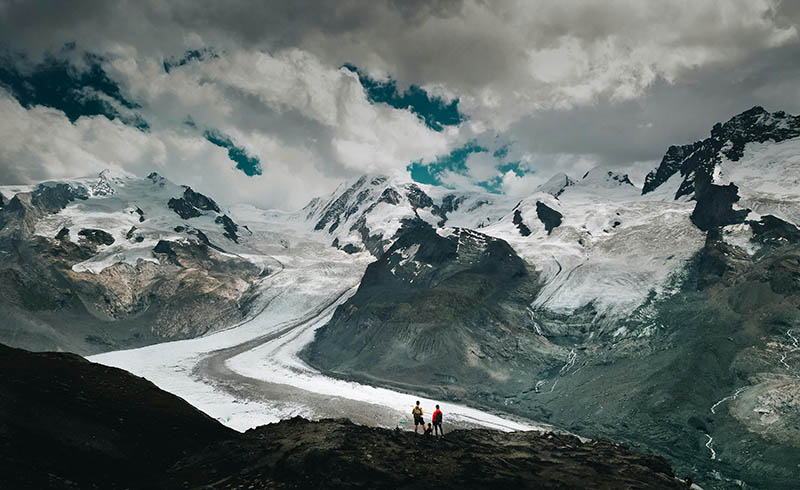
[0,343,686,490]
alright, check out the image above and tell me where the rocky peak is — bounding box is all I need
[710,106,800,157]
[642,107,800,198]
[30,182,89,214]
[147,171,166,185]
[307,174,447,257]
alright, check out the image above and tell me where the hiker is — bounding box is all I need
[432,404,444,436]
[412,400,425,433]
[424,423,433,436]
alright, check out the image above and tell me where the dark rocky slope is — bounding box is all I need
[303,220,547,392]
[0,343,686,489]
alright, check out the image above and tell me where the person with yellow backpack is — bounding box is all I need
[411,400,425,433]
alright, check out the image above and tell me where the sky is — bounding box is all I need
[1,0,799,209]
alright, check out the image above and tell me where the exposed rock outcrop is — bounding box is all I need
[643,106,800,198]
[535,201,563,235]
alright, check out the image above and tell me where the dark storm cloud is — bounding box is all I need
[506,40,800,173]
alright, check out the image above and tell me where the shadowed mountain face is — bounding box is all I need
[0,343,234,489]
[303,220,546,391]
[0,343,686,490]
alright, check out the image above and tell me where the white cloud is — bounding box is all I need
[0,93,166,182]
[0,44,454,209]
[463,150,498,181]
[1,0,799,205]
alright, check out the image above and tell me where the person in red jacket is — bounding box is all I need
[432,404,444,436]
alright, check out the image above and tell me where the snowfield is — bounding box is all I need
[714,137,800,225]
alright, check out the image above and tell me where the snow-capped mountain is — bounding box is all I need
[0,171,267,353]
[643,106,800,200]
[302,174,517,256]
[644,106,800,233]
[301,107,800,488]
[301,165,702,323]
[2,106,800,488]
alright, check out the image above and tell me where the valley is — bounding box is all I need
[2,107,800,489]
[90,210,541,433]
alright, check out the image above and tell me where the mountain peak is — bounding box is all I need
[577,168,635,189]
[642,107,800,198]
[536,172,576,198]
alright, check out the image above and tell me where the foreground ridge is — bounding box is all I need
[0,343,686,489]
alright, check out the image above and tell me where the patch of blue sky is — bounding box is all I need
[203,129,262,176]
[408,142,484,185]
[0,45,148,129]
[343,63,462,131]
[408,142,531,193]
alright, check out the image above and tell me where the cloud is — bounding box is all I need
[1,0,799,205]
[0,44,453,208]
[343,63,462,131]
[0,47,147,127]
[0,91,164,183]
[203,128,262,176]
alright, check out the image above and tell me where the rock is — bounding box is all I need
[167,197,202,219]
[536,201,563,235]
[689,183,749,231]
[77,229,115,246]
[182,187,220,213]
[749,215,800,245]
[30,183,88,213]
[153,240,182,266]
[513,208,531,236]
[215,214,239,242]
[0,343,686,490]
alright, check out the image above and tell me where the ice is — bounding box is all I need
[90,229,374,431]
[475,171,705,322]
[714,136,800,225]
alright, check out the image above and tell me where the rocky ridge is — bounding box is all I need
[0,343,688,490]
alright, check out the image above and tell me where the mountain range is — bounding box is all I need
[1,106,799,488]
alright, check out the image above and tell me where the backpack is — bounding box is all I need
[433,410,442,423]
[412,406,422,416]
